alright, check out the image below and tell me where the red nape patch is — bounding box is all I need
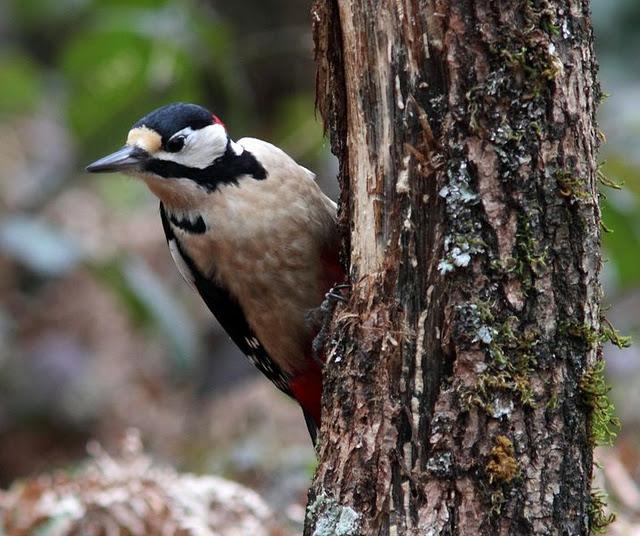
[212,114,225,128]
[289,361,323,427]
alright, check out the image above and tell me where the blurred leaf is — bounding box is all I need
[0,216,84,277]
[90,257,152,326]
[122,257,199,369]
[93,0,170,8]
[600,157,640,290]
[272,93,324,162]
[60,26,202,158]
[602,197,640,290]
[8,0,91,29]
[603,155,640,196]
[91,255,198,371]
[95,175,149,211]
[0,52,44,117]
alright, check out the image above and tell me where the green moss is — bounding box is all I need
[600,318,632,348]
[484,436,520,519]
[601,220,615,234]
[555,169,590,200]
[597,162,624,190]
[562,319,631,350]
[561,322,600,349]
[491,245,544,291]
[541,19,560,37]
[477,371,535,410]
[512,217,548,293]
[597,91,612,105]
[588,489,616,534]
[466,12,561,145]
[486,436,519,484]
[488,487,506,518]
[498,42,560,84]
[457,299,540,413]
[524,0,558,30]
[580,360,621,446]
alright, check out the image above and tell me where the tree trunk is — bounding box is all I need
[306,1,604,534]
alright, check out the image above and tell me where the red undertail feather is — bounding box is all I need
[289,360,323,426]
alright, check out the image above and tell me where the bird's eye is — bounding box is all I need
[166,136,185,153]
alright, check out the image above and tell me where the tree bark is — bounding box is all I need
[306,1,603,534]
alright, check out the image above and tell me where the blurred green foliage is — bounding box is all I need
[2,0,320,154]
[0,52,44,116]
[11,0,231,158]
[601,157,640,290]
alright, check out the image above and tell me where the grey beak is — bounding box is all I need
[86,145,149,173]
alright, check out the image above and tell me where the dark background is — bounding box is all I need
[0,0,638,531]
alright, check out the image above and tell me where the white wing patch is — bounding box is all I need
[168,238,197,291]
[245,336,261,350]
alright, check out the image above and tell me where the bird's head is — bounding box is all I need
[87,103,245,206]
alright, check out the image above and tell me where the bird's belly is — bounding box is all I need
[183,231,321,373]
[241,292,311,374]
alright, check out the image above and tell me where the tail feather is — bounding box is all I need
[303,409,319,445]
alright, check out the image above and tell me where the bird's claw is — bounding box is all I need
[324,282,351,304]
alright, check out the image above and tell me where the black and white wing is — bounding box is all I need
[159,203,292,396]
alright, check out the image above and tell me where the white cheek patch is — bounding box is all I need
[155,124,229,169]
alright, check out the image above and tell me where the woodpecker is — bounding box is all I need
[86,103,342,442]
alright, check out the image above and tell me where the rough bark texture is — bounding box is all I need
[306,1,603,535]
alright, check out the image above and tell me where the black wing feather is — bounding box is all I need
[160,203,292,396]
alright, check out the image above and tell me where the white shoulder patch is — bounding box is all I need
[168,239,197,292]
[237,137,318,185]
[237,137,290,161]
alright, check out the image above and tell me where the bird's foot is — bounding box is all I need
[324,282,351,303]
[308,282,351,362]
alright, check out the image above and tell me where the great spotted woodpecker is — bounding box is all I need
[87,103,343,443]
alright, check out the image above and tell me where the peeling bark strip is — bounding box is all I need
[307,1,602,535]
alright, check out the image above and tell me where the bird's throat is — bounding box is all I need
[142,174,208,212]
